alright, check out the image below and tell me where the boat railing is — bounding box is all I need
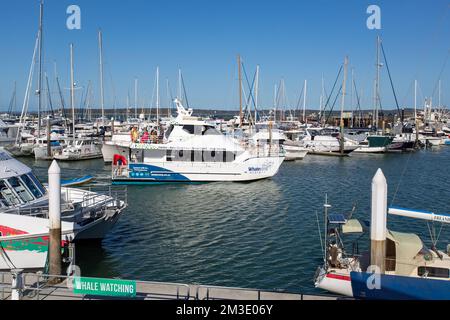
[3,187,127,219]
[0,272,191,300]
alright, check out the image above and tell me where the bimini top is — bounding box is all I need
[0,150,33,180]
[387,230,424,276]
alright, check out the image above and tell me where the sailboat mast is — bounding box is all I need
[255,65,259,124]
[375,35,381,131]
[238,55,243,128]
[340,56,349,155]
[274,84,277,122]
[320,74,324,125]
[166,78,171,118]
[98,30,105,127]
[438,79,441,109]
[415,80,419,145]
[156,66,160,128]
[37,0,44,137]
[303,80,307,123]
[178,68,182,101]
[70,43,75,139]
[134,78,138,119]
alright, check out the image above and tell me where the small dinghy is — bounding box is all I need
[61,175,94,187]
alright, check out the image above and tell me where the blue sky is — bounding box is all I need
[0,0,449,112]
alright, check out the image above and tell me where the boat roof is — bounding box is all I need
[0,150,32,180]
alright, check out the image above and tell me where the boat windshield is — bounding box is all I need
[0,180,20,207]
[8,177,34,203]
[20,174,44,199]
[27,173,47,196]
[203,126,221,136]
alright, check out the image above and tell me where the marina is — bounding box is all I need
[0,0,449,305]
[15,147,450,297]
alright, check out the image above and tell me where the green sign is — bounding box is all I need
[73,277,137,298]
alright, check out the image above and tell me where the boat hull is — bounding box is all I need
[102,142,129,163]
[112,157,285,183]
[350,272,450,300]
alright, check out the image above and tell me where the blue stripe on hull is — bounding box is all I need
[112,180,205,185]
[115,164,191,183]
[350,271,450,300]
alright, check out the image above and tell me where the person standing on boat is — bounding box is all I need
[130,127,139,143]
[150,128,158,143]
[140,128,149,143]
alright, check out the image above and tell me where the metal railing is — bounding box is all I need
[2,186,127,220]
[0,271,190,300]
[0,270,343,300]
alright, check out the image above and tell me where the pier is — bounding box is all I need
[0,271,344,301]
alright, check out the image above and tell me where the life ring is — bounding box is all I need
[113,154,127,166]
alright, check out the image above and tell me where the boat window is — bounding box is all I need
[224,151,236,162]
[203,126,221,136]
[28,174,47,195]
[166,149,173,162]
[182,125,195,135]
[8,177,34,202]
[165,125,174,139]
[20,174,43,199]
[0,180,20,207]
[131,149,144,163]
[418,267,449,279]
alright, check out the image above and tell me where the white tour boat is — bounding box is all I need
[111,100,285,184]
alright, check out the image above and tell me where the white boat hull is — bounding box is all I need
[102,142,129,163]
[283,145,308,161]
[113,156,285,183]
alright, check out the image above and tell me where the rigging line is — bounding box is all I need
[320,66,343,122]
[314,210,324,262]
[241,62,257,117]
[294,82,305,114]
[181,72,190,109]
[325,84,343,125]
[380,41,401,115]
[389,151,414,207]
[431,49,450,100]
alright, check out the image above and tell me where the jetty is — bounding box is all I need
[0,271,345,300]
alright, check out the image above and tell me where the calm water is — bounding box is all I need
[22,148,450,294]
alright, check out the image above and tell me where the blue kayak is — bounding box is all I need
[61,175,94,187]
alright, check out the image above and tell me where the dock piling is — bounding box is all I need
[370,168,387,273]
[48,160,62,279]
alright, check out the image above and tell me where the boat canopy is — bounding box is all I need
[342,219,363,233]
[387,230,423,276]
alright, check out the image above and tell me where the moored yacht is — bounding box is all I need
[111,100,285,183]
[54,138,103,161]
[301,128,359,156]
[0,150,127,269]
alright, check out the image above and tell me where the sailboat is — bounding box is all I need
[313,169,450,299]
[53,44,102,161]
